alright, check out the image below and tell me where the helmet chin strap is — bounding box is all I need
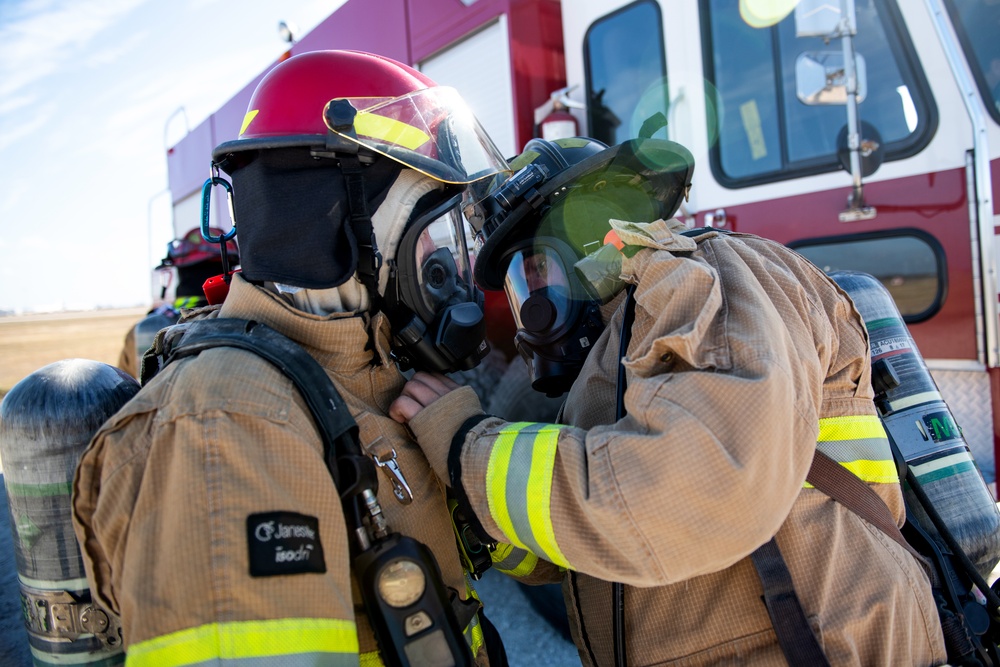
[340,152,383,315]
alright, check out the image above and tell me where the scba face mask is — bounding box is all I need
[503,238,605,397]
[473,137,694,396]
[385,193,489,374]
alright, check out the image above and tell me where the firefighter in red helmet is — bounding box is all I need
[73,50,511,666]
[389,137,948,666]
[116,226,238,379]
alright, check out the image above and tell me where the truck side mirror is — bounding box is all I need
[795,51,867,105]
[837,120,884,177]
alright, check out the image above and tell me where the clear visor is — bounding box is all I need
[411,206,477,320]
[503,246,574,334]
[325,86,511,203]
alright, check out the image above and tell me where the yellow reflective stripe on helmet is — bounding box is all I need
[354,113,430,151]
[491,543,540,577]
[486,423,570,569]
[239,109,259,136]
[807,414,899,487]
[126,618,359,667]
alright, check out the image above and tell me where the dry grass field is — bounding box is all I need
[0,307,148,398]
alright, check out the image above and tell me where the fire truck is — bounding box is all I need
[165,0,1000,487]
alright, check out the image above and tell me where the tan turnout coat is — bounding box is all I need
[410,221,947,666]
[73,275,489,664]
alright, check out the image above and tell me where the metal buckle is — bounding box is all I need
[20,586,123,649]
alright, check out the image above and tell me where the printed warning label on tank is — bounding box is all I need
[871,336,910,358]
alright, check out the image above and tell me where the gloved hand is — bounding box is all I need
[390,371,484,485]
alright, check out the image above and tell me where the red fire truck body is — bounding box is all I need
[165,0,1000,485]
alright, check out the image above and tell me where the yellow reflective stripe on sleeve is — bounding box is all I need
[125,618,359,667]
[819,414,887,441]
[463,609,484,657]
[360,651,383,667]
[354,114,430,151]
[808,414,899,487]
[463,575,486,658]
[485,423,570,569]
[838,459,898,483]
[491,543,539,577]
[486,424,523,549]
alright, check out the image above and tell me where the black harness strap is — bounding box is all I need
[748,447,937,667]
[806,449,919,560]
[158,318,504,666]
[610,284,637,667]
[750,539,831,666]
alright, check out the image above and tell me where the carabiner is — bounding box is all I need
[200,164,238,244]
[374,448,413,505]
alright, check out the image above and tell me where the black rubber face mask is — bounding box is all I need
[231,148,400,289]
[503,239,605,397]
[385,192,489,374]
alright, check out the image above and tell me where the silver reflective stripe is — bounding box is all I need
[814,415,897,485]
[486,423,570,568]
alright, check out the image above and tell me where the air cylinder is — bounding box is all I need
[132,310,177,367]
[0,359,138,665]
[831,270,1000,577]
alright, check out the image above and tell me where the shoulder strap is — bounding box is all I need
[750,538,832,666]
[747,450,924,667]
[806,450,920,558]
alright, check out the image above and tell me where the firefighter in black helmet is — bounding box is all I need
[390,136,947,666]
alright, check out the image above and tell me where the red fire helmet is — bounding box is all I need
[212,49,509,200]
[161,227,238,268]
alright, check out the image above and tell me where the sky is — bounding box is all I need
[0,0,342,314]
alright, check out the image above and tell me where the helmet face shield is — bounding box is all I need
[471,137,694,291]
[325,86,511,203]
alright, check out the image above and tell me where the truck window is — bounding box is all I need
[701,0,935,186]
[583,0,667,145]
[789,230,946,323]
[942,0,1000,125]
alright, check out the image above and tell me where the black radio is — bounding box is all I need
[355,533,475,667]
[449,497,495,580]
